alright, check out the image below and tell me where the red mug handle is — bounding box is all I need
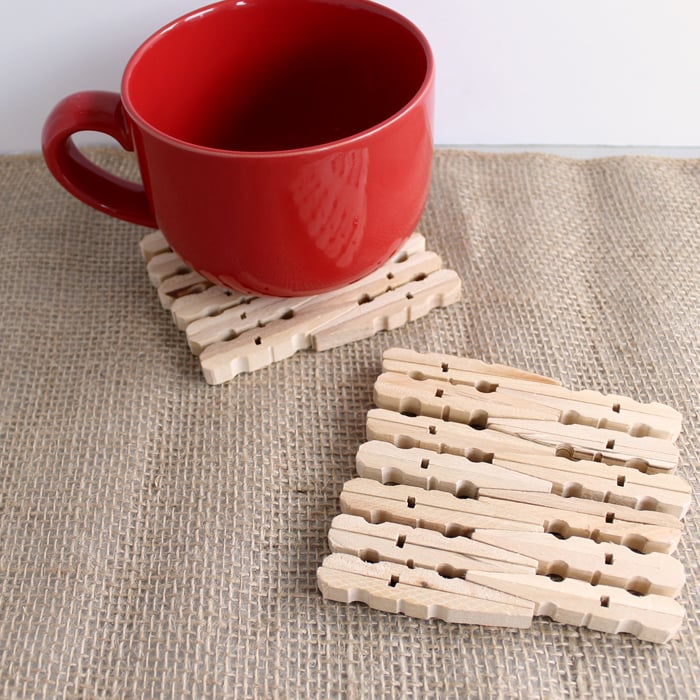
[42,91,157,228]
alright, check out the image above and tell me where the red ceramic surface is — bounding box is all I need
[42,0,435,296]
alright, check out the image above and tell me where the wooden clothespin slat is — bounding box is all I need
[477,488,683,530]
[476,490,682,554]
[318,553,535,628]
[474,493,682,552]
[373,371,679,468]
[486,457,691,519]
[186,295,310,355]
[170,286,256,330]
[340,478,544,535]
[366,407,554,459]
[381,347,561,386]
[355,440,552,496]
[470,530,685,596]
[486,418,679,473]
[198,302,351,384]
[365,409,690,517]
[374,371,561,422]
[197,252,458,382]
[139,230,171,263]
[329,513,538,574]
[466,570,685,643]
[157,270,212,310]
[380,348,682,441]
[311,269,462,352]
[145,250,190,287]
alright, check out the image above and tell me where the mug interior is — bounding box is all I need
[124,0,431,152]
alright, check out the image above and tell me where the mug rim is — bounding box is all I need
[121,0,434,158]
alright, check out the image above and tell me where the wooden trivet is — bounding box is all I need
[317,348,691,643]
[140,233,462,384]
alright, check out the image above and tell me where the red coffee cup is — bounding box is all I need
[42,0,434,296]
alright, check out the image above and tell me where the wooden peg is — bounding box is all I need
[365,409,690,516]
[168,231,426,330]
[146,250,191,288]
[486,418,679,473]
[467,570,685,643]
[485,456,691,519]
[194,248,443,359]
[139,230,171,263]
[381,347,561,385]
[197,255,458,383]
[381,348,682,441]
[302,249,446,312]
[473,493,682,553]
[477,488,683,529]
[340,478,544,534]
[157,270,212,310]
[373,371,679,471]
[311,269,462,351]
[198,302,350,383]
[328,513,537,574]
[139,237,216,308]
[374,370,562,423]
[494,390,682,442]
[170,286,255,331]
[355,440,552,496]
[470,531,685,596]
[318,552,535,628]
[186,295,311,355]
[366,407,554,460]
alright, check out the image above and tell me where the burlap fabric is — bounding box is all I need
[1,148,698,699]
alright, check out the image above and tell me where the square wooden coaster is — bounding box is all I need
[318,348,690,643]
[140,232,462,384]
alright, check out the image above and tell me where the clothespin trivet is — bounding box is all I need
[317,348,691,643]
[139,232,462,384]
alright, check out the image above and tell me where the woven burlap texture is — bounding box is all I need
[1,149,698,699]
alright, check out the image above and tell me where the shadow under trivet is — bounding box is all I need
[140,233,462,384]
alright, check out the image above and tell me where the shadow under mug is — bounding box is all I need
[42,0,435,296]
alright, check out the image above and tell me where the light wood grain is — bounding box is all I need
[467,570,685,643]
[318,553,534,628]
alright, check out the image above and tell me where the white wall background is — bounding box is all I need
[3,0,700,153]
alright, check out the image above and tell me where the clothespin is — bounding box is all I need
[328,513,538,575]
[340,478,544,535]
[143,234,462,383]
[317,552,535,628]
[470,530,685,596]
[466,570,684,644]
[365,410,691,517]
[374,370,680,472]
[355,440,684,553]
[380,348,682,441]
